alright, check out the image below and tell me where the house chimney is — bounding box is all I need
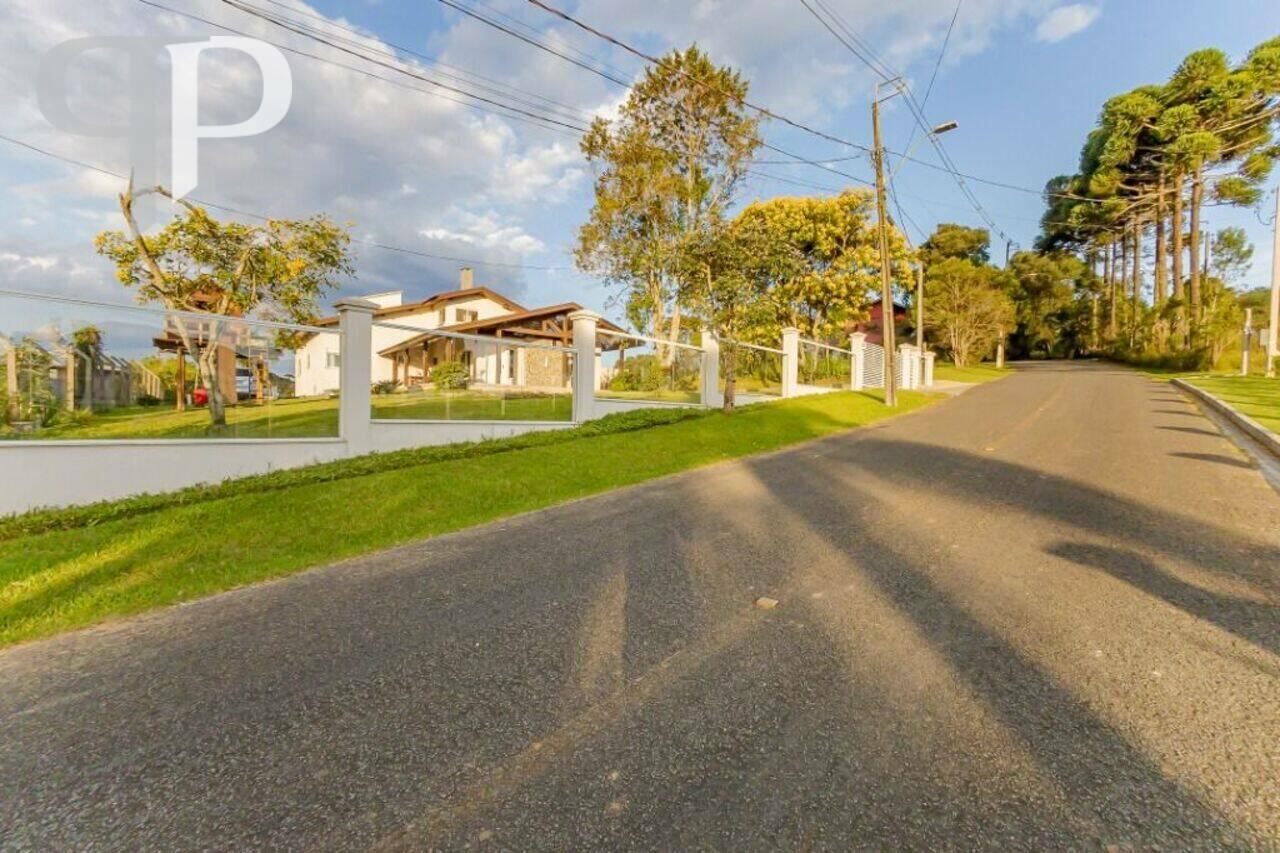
[459,267,474,290]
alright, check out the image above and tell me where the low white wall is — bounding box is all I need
[368,419,574,453]
[0,438,349,516]
[0,419,580,517]
[591,396,704,418]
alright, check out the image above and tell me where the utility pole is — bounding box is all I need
[1268,188,1279,378]
[872,87,897,407]
[1242,308,1252,377]
[915,264,925,350]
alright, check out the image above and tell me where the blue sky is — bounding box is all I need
[0,0,1277,322]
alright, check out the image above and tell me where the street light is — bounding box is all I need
[873,80,961,406]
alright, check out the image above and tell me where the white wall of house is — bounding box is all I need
[293,290,514,396]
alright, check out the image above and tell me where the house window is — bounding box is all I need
[455,308,478,323]
[437,308,447,325]
[326,351,340,369]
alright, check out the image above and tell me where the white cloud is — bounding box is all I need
[0,0,1059,311]
[421,209,547,254]
[1034,4,1101,43]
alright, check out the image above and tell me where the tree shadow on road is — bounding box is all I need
[1156,425,1223,437]
[1047,540,1278,658]
[1168,451,1256,470]
[739,450,1262,847]
[835,437,1279,596]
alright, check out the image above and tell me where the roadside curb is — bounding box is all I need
[1172,378,1280,461]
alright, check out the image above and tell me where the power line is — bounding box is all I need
[794,0,1013,244]
[443,0,877,187]
[523,0,1085,212]
[438,0,632,87]
[241,0,596,124]
[899,0,961,157]
[134,0,586,136]
[215,0,592,132]
[0,132,573,272]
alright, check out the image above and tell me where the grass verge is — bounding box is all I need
[1181,375,1280,435]
[0,390,936,648]
[934,362,1011,384]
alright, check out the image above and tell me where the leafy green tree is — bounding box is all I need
[924,258,1014,367]
[730,191,914,340]
[1005,252,1089,358]
[921,223,991,266]
[680,222,772,413]
[96,181,352,427]
[577,46,761,359]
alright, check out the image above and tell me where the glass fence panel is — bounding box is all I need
[370,324,573,421]
[595,331,702,405]
[0,290,340,440]
[798,341,851,389]
[720,342,783,398]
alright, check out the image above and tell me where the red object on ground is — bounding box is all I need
[192,387,209,407]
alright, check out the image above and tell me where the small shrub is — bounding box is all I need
[433,361,470,390]
[608,355,665,392]
[1107,346,1211,372]
[137,394,162,407]
[371,380,397,395]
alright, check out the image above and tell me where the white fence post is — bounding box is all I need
[922,350,936,388]
[336,298,376,456]
[850,332,866,391]
[699,329,723,409]
[898,344,917,391]
[781,327,800,398]
[569,310,600,423]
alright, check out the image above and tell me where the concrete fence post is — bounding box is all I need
[781,327,800,398]
[569,310,600,423]
[850,332,866,391]
[336,297,378,456]
[922,350,936,388]
[898,344,917,391]
[699,329,723,409]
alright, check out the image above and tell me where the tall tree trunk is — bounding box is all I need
[1130,218,1142,349]
[1189,165,1204,339]
[664,301,682,368]
[1106,240,1117,339]
[1155,177,1168,347]
[1119,234,1129,341]
[197,345,228,427]
[1171,171,1185,347]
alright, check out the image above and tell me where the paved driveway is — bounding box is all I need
[2,362,1278,850]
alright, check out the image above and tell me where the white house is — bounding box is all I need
[294,268,622,396]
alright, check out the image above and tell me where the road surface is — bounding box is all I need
[2,362,1278,850]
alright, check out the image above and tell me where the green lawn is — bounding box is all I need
[933,362,1011,384]
[1182,375,1280,435]
[2,390,574,440]
[0,390,936,647]
[595,388,701,404]
[374,390,572,422]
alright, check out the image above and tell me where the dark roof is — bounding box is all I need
[378,303,625,357]
[868,297,910,312]
[312,287,525,327]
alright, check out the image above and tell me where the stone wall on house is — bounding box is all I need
[523,346,568,389]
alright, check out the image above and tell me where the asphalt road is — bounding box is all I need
[2,361,1278,851]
